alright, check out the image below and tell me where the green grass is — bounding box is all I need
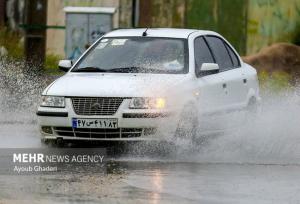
[0,26,63,75]
[45,53,64,75]
[0,27,24,60]
[258,71,291,93]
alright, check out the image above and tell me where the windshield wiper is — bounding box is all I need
[108,67,159,73]
[72,67,108,72]
[108,67,144,73]
[73,66,169,73]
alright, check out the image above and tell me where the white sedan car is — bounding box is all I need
[37,28,260,145]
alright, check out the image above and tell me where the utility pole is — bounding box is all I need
[0,0,5,26]
[24,0,47,71]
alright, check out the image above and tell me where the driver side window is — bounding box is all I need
[194,37,215,77]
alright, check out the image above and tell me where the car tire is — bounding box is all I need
[41,138,64,148]
[56,138,65,147]
[247,97,258,113]
[245,97,259,123]
[41,138,55,147]
[175,104,198,141]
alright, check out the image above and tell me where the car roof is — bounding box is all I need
[104,28,219,39]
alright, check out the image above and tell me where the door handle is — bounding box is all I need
[243,79,247,84]
[222,83,227,88]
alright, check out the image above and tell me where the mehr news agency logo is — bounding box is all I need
[12,152,105,173]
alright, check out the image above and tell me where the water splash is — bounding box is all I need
[193,92,300,165]
[0,58,50,123]
[1,59,300,164]
[0,59,52,147]
[122,90,300,165]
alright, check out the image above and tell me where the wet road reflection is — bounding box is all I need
[0,160,300,203]
[0,121,300,203]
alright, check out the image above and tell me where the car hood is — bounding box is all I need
[44,73,190,97]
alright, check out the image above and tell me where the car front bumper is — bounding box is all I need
[37,98,178,141]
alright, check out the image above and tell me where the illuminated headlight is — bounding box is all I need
[40,96,65,108]
[129,97,166,109]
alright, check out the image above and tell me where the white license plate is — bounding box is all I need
[72,118,118,129]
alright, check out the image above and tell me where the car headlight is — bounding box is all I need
[41,96,65,108]
[129,97,166,109]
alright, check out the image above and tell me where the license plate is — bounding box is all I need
[72,118,118,129]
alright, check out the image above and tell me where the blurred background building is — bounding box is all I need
[0,0,300,63]
[47,0,300,57]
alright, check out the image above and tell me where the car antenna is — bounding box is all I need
[142,28,148,36]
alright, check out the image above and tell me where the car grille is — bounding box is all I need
[53,127,144,138]
[71,97,124,116]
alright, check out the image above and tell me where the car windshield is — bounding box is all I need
[72,37,188,74]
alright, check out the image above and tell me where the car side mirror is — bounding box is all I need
[58,60,72,72]
[200,63,219,72]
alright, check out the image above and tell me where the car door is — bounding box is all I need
[224,42,249,106]
[194,36,226,131]
[205,36,245,111]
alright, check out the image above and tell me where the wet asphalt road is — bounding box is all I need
[0,120,300,204]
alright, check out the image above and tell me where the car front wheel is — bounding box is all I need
[175,105,198,141]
